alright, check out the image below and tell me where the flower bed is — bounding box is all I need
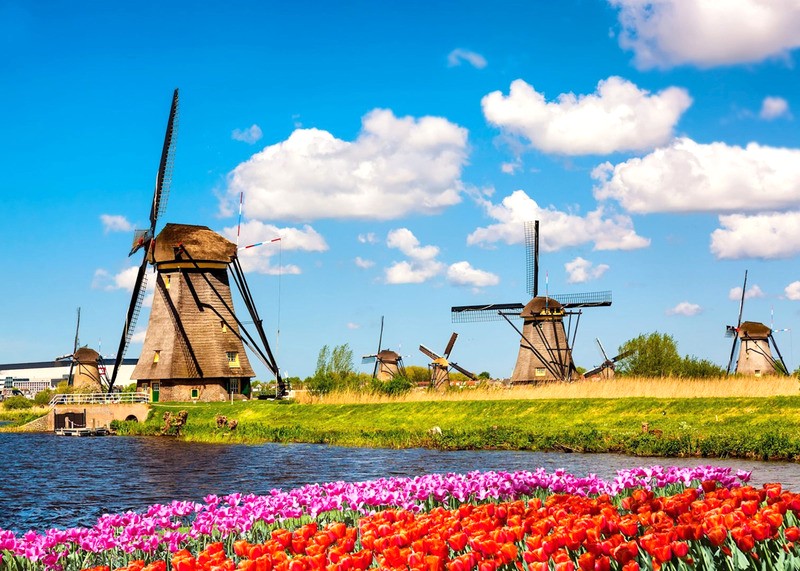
[5,466,798,571]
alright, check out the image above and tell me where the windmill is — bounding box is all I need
[451,220,611,383]
[55,308,104,390]
[108,89,284,401]
[419,332,477,389]
[583,338,633,379]
[362,316,407,381]
[725,270,788,377]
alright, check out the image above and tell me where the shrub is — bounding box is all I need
[370,375,414,396]
[3,395,33,410]
[33,389,55,406]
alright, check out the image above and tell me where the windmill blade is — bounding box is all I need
[442,332,458,358]
[361,355,377,365]
[583,365,605,377]
[736,270,748,329]
[150,88,179,232]
[373,316,384,378]
[109,259,149,390]
[452,303,524,323]
[550,291,612,308]
[725,336,739,375]
[450,361,476,380]
[724,325,737,338]
[419,344,441,361]
[72,307,81,354]
[611,349,634,363]
[595,338,610,362]
[524,220,539,297]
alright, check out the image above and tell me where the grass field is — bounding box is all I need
[109,376,800,460]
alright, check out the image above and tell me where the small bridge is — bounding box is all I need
[44,392,151,433]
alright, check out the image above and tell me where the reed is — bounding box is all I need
[295,375,799,405]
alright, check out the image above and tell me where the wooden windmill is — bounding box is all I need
[583,338,633,380]
[452,221,611,383]
[108,89,283,401]
[419,332,477,389]
[725,270,788,377]
[362,316,407,381]
[55,308,104,391]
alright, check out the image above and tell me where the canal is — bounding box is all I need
[2,432,800,534]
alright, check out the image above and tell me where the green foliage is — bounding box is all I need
[478,371,491,380]
[369,375,414,396]
[55,381,74,394]
[3,395,33,410]
[33,389,55,406]
[307,344,361,396]
[616,332,726,378]
[120,383,139,393]
[404,365,429,386]
[680,356,726,378]
[616,332,681,377]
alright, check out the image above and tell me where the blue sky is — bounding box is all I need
[2,0,800,380]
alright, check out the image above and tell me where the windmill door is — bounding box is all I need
[152,381,160,403]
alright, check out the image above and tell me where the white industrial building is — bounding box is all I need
[0,359,138,397]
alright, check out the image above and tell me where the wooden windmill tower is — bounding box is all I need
[362,316,407,381]
[452,221,611,383]
[419,332,477,389]
[108,90,283,401]
[725,271,788,377]
[55,308,104,391]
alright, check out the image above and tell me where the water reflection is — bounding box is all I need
[2,432,800,534]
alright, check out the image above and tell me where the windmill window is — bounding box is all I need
[153,351,160,364]
[164,275,170,289]
[228,378,240,394]
[226,352,240,367]
[534,367,546,377]
[221,321,227,333]
[191,388,199,399]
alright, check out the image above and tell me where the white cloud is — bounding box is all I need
[91,265,140,291]
[728,284,765,300]
[593,138,800,214]
[446,261,500,288]
[130,329,147,344]
[785,281,800,300]
[358,233,378,244]
[565,257,610,284]
[225,109,468,221]
[611,0,800,69]
[501,160,521,175]
[710,211,800,259]
[384,228,444,284]
[447,48,487,69]
[346,322,361,330]
[232,124,263,144]
[221,220,328,274]
[760,96,791,120]
[467,190,650,251]
[100,214,133,233]
[354,256,374,269]
[666,301,702,316]
[482,77,691,155]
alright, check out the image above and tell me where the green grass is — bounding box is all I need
[111,396,800,460]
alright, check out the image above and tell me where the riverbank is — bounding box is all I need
[107,393,800,460]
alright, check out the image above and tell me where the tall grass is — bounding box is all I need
[295,375,799,405]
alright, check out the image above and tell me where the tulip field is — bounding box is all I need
[3,466,800,571]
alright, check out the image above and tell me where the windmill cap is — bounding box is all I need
[73,347,100,362]
[377,349,401,362]
[152,223,236,265]
[738,321,771,338]
[521,296,565,318]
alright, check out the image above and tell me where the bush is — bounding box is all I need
[3,395,33,410]
[33,389,55,406]
[370,375,414,396]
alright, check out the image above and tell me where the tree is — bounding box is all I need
[307,344,359,395]
[615,332,682,377]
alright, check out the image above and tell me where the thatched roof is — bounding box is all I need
[739,321,771,339]
[377,350,401,364]
[150,223,236,265]
[521,296,564,318]
[74,347,100,363]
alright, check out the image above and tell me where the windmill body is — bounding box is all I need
[734,321,779,377]
[71,347,104,390]
[452,221,610,384]
[510,297,575,383]
[131,224,255,401]
[419,332,477,389]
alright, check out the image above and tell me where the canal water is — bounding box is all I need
[3,432,800,535]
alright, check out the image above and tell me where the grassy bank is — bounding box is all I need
[113,377,800,460]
